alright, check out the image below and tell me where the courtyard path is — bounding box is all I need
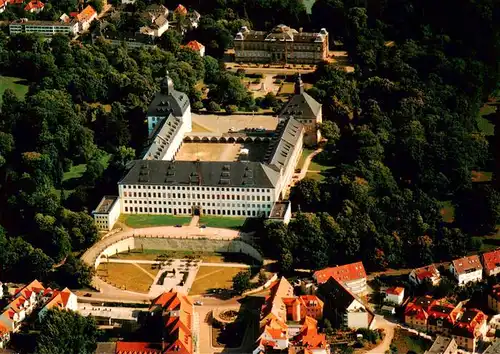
[104,258,250,268]
[131,263,156,280]
[298,147,324,180]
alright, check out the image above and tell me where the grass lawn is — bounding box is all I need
[440,200,455,223]
[477,103,496,135]
[305,171,325,181]
[119,214,192,228]
[0,76,29,104]
[189,266,242,295]
[278,82,295,96]
[110,250,254,264]
[473,227,500,252]
[298,148,315,169]
[390,328,431,354]
[199,216,247,230]
[96,263,156,293]
[472,170,493,182]
[59,153,111,197]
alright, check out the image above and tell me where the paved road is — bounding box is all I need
[366,316,396,354]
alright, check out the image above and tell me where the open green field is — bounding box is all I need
[199,216,247,230]
[477,103,496,135]
[0,76,29,104]
[440,200,455,223]
[189,266,242,295]
[96,262,158,293]
[298,148,315,168]
[119,214,192,228]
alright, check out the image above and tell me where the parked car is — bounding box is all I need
[194,300,203,306]
[175,224,182,227]
[200,224,207,229]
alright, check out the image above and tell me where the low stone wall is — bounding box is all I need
[135,237,263,263]
[92,236,263,270]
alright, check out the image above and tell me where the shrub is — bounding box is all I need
[207,101,221,112]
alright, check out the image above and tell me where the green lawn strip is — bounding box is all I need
[298,148,315,168]
[119,214,192,228]
[199,216,247,230]
[477,103,496,135]
[0,76,29,104]
[440,200,455,223]
[305,171,325,181]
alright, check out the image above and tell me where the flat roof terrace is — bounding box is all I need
[93,196,119,214]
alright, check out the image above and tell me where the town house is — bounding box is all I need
[450,255,483,285]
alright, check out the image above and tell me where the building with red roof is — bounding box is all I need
[409,264,441,286]
[450,255,483,286]
[254,277,328,354]
[313,261,367,295]
[184,40,205,57]
[0,0,7,13]
[24,0,44,13]
[385,286,405,305]
[117,292,194,354]
[72,5,97,32]
[38,288,78,319]
[451,309,487,352]
[174,4,187,16]
[482,249,500,276]
[404,296,437,331]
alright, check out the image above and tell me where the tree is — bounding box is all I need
[36,309,99,354]
[88,0,104,13]
[54,255,94,288]
[232,270,251,294]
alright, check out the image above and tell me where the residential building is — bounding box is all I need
[121,0,135,4]
[384,286,404,305]
[451,309,487,353]
[92,196,121,231]
[0,0,7,13]
[488,284,500,313]
[482,249,500,276]
[254,277,329,354]
[319,277,375,330]
[313,261,367,295]
[116,291,194,354]
[0,280,76,349]
[38,288,78,319]
[409,264,441,286]
[484,339,500,354]
[174,4,187,17]
[424,336,458,354]
[9,19,78,37]
[234,25,329,64]
[24,0,44,13]
[278,74,322,146]
[73,5,97,32]
[140,4,169,37]
[450,255,483,285]
[187,10,200,29]
[95,30,157,49]
[404,296,437,331]
[185,40,205,56]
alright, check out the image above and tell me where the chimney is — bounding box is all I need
[294,73,304,95]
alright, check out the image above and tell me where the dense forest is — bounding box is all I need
[0,0,499,286]
[268,0,500,271]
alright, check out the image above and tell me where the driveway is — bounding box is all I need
[366,316,396,354]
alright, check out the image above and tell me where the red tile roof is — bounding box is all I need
[76,5,96,22]
[115,342,162,353]
[482,249,500,273]
[24,0,44,11]
[185,40,204,51]
[404,296,436,321]
[452,255,482,274]
[8,0,23,5]
[313,262,366,284]
[453,309,487,338]
[175,4,187,15]
[412,264,440,281]
[386,287,404,296]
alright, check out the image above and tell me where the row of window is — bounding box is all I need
[123,191,271,201]
[123,199,271,209]
[122,185,272,194]
[124,206,268,217]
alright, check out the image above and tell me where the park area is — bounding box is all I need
[118,214,192,228]
[96,262,160,293]
[0,76,28,103]
[189,266,243,295]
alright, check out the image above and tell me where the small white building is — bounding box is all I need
[450,255,483,286]
[38,288,78,320]
[92,196,121,231]
[0,282,3,299]
[185,40,205,56]
[384,286,404,305]
[121,0,136,4]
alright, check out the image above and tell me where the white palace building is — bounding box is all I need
[93,74,322,230]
